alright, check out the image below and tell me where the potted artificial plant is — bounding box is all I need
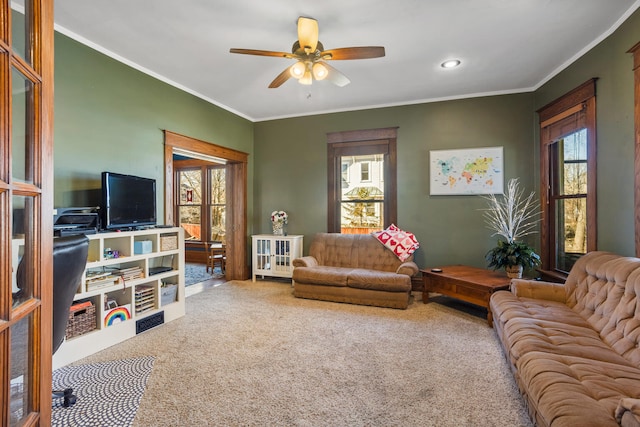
[482,178,541,278]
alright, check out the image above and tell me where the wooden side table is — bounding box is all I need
[421,265,511,327]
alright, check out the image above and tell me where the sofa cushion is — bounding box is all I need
[599,267,640,367]
[309,233,359,268]
[564,252,640,334]
[491,291,632,366]
[292,266,351,287]
[517,351,640,427]
[347,268,411,292]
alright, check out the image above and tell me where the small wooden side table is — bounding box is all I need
[421,265,512,327]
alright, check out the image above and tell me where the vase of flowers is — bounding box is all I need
[271,210,288,235]
[482,178,542,278]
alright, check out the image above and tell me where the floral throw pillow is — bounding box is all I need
[372,224,420,262]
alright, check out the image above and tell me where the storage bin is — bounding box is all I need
[134,240,153,254]
[65,303,97,339]
[161,284,178,306]
[160,235,178,251]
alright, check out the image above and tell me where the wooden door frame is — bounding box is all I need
[537,79,597,273]
[1,1,55,424]
[163,130,249,280]
[629,41,640,256]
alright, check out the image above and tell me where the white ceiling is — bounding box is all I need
[48,0,640,122]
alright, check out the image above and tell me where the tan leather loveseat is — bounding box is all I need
[292,233,419,309]
[490,251,640,427]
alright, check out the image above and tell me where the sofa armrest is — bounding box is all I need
[292,256,318,268]
[616,398,640,427]
[511,279,567,303]
[396,261,419,277]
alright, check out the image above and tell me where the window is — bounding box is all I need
[341,161,350,188]
[538,79,597,274]
[550,130,588,271]
[342,155,383,230]
[178,169,202,240]
[209,168,226,242]
[360,161,371,182]
[327,128,398,233]
[176,165,226,242]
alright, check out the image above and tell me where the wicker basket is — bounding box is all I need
[160,234,178,251]
[65,303,96,339]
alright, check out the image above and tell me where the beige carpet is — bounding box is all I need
[72,280,532,426]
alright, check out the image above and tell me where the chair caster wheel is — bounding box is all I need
[63,388,76,407]
[54,388,77,407]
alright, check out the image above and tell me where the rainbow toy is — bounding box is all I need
[103,305,131,327]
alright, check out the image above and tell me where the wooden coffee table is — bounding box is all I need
[421,265,512,327]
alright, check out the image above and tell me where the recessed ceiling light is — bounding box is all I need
[441,59,461,69]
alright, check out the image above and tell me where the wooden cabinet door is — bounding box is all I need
[1,1,55,425]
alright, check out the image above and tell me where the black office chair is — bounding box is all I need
[15,234,89,406]
[51,234,89,407]
[51,235,89,353]
[50,234,89,407]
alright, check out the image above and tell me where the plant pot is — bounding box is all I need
[505,265,523,279]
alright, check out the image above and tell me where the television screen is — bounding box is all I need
[101,172,157,230]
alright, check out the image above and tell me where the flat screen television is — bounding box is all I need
[101,171,157,230]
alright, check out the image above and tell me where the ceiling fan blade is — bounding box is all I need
[268,66,293,88]
[297,16,319,52]
[321,46,385,60]
[230,48,296,59]
[321,62,350,87]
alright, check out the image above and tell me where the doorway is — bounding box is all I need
[164,131,249,281]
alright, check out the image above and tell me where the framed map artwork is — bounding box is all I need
[429,146,504,195]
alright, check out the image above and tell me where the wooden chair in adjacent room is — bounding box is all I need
[206,241,226,274]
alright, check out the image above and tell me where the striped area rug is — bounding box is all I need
[52,356,154,427]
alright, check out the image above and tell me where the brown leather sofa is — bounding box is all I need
[490,251,640,427]
[292,233,419,309]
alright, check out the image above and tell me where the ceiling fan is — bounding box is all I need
[230,16,385,88]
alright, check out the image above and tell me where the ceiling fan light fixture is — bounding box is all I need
[312,62,328,80]
[299,70,313,85]
[441,59,461,69]
[290,61,306,79]
[231,16,385,88]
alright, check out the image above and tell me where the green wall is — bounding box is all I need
[254,7,640,269]
[53,6,640,270]
[54,33,254,224]
[254,94,536,269]
[534,8,640,257]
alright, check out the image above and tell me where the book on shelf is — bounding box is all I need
[135,285,154,295]
[135,295,154,305]
[134,285,156,313]
[112,266,144,281]
[85,269,120,292]
[85,274,120,292]
[135,303,154,314]
[86,270,112,280]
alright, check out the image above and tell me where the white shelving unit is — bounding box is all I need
[51,227,185,369]
[252,234,303,282]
